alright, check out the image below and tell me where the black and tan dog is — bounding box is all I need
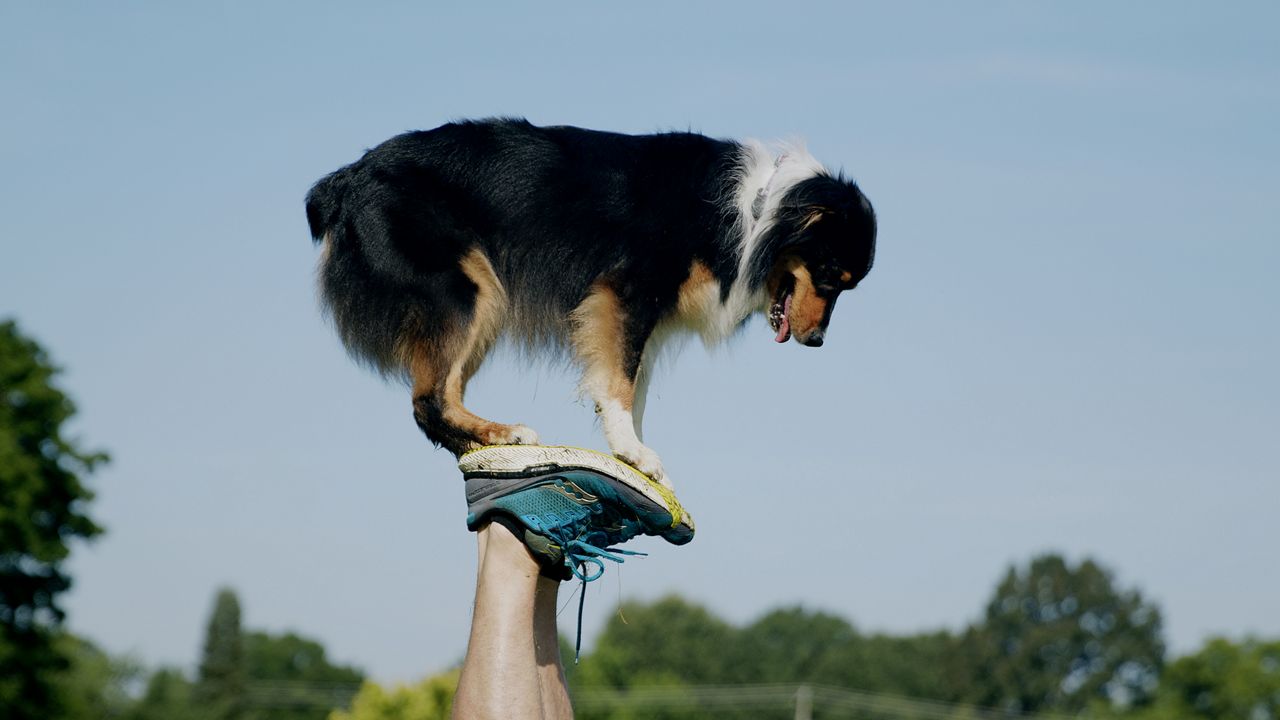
[306,118,876,487]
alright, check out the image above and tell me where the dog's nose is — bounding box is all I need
[803,331,824,347]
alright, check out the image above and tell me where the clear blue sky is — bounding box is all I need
[2,2,1277,681]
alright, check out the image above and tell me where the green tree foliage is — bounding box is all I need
[116,588,364,720]
[51,633,141,720]
[196,588,247,719]
[243,630,364,720]
[124,668,210,720]
[569,596,966,719]
[576,596,739,688]
[327,671,458,720]
[572,597,964,700]
[122,627,365,720]
[736,606,861,684]
[1134,637,1280,720]
[962,554,1165,714]
[736,607,968,699]
[246,631,363,685]
[0,320,107,719]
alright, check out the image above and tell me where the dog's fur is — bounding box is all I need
[306,118,876,485]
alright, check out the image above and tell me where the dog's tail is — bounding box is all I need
[305,168,351,243]
[305,165,400,377]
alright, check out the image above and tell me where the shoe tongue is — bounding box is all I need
[774,294,792,343]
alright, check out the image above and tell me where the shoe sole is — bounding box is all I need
[458,445,695,544]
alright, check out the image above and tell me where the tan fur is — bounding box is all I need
[675,261,718,320]
[788,264,827,336]
[454,250,507,386]
[801,209,827,231]
[406,248,519,447]
[317,231,333,267]
[570,283,634,411]
[770,255,826,338]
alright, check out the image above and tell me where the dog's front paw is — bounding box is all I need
[615,444,667,484]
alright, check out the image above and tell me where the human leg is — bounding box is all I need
[534,576,573,720]
[453,453,698,719]
[453,522,545,719]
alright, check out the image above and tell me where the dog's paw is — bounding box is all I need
[506,424,540,445]
[614,444,666,484]
[485,423,540,446]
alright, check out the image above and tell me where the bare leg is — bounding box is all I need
[453,523,547,719]
[534,576,573,720]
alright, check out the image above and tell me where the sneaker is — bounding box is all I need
[460,445,696,581]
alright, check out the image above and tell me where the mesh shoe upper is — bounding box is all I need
[466,470,652,582]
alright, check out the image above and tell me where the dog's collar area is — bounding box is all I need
[750,152,791,222]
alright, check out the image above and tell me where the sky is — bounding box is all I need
[2,2,1277,682]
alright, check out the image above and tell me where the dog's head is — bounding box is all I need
[759,175,877,346]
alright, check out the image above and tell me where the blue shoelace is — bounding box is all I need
[565,537,645,663]
[544,511,648,663]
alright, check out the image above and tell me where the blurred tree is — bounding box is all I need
[0,320,107,719]
[245,631,363,685]
[126,668,196,720]
[820,630,967,701]
[737,606,859,684]
[196,588,247,719]
[327,670,458,720]
[574,671,702,720]
[243,630,364,720]
[575,595,738,689]
[51,633,141,720]
[1132,637,1280,720]
[962,554,1165,714]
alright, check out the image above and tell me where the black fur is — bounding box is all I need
[306,118,876,456]
[307,119,744,373]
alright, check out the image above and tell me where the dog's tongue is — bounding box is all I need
[774,294,792,343]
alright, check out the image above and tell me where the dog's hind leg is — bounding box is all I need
[571,283,668,486]
[408,249,538,456]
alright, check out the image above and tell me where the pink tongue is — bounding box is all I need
[774,294,792,343]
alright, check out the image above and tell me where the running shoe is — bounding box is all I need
[460,445,695,581]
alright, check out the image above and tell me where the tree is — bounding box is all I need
[327,671,458,720]
[243,630,364,720]
[574,595,739,689]
[1135,637,1280,720]
[736,606,860,684]
[196,588,247,719]
[124,668,208,720]
[0,320,107,719]
[50,633,142,720]
[962,554,1165,714]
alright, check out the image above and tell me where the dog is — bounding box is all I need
[306,118,876,487]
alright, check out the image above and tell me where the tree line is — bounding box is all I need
[335,564,1277,720]
[3,319,1278,720]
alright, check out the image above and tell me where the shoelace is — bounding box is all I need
[527,482,657,662]
[558,529,647,663]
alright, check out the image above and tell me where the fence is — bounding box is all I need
[247,680,1070,720]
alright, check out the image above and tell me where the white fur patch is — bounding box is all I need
[596,396,665,481]
[723,140,825,332]
[631,140,827,435]
[589,139,827,486]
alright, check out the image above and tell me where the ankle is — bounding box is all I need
[479,521,541,574]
